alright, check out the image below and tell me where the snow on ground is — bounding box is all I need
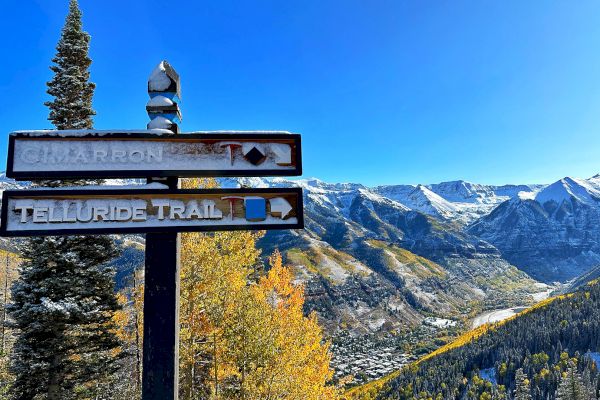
[472,286,555,328]
[423,317,457,328]
[367,318,386,331]
[472,307,527,328]
[532,289,554,302]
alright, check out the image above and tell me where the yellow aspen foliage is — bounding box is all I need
[179,178,337,399]
[242,250,337,399]
[0,249,20,396]
[112,268,144,395]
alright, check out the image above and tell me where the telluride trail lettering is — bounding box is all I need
[0,188,303,236]
[13,199,225,223]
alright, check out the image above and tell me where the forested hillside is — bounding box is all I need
[354,281,600,399]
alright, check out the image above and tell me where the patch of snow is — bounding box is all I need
[423,317,457,328]
[367,318,386,330]
[147,95,174,107]
[472,307,527,328]
[531,288,553,302]
[148,62,172,91]
[147,116,174,130]
[13,129,174,137]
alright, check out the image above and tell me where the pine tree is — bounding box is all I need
[513,368,532,400]
[9,237,122,399]
[582,367,598,400]
[8,1,123,399]
[45,0,95,130]
[557,364,587,400]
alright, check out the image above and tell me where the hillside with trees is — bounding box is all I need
[348,281,600,399]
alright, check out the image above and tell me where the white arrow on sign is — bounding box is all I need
[269,197,293,219]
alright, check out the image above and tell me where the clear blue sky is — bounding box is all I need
[1,1,600,186]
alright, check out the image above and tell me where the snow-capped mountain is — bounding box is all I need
[469,176,600,282]
[534,177,600,205]
[375,181,541,224]
[221,175,600,285]
[374,184,460,222]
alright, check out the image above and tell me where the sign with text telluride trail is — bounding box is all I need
[0,61,303,400]
[1,187,303,236]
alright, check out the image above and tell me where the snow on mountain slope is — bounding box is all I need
[468,175,600,282]
[375,181,539,224]
[535,177,600,206]
[427,181,539,204]
[375,184,461,222]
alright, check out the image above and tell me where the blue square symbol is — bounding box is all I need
[244,198,267,221]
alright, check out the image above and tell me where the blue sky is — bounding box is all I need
[1,1,600,186]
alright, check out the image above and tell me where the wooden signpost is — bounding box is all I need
[0,61,303,400]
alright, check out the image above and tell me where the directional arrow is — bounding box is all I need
[269,197,293,219]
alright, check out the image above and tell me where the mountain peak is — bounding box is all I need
[535,177,600,206]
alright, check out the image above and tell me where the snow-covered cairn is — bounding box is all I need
[146,61,182,133]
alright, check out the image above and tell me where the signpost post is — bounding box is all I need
[144,64,182,400]
[0,61,303,400]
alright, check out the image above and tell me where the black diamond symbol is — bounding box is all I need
[244,147,266,165]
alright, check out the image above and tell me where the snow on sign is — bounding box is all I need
[6,130,302,180]
[0,188,303,236]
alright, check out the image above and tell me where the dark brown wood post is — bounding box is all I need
[142,61,182,400]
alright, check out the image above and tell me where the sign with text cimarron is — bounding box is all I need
[0,188,303,236]
[7,130,302,180]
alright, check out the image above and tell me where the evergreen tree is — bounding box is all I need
[582,367,598,400]
[556,364,587,400]
[8,1,123,399]
[9,237,122,399]
[45,0,95,130]
[514,369,532,400]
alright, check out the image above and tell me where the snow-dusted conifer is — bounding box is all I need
[9,1,123,399]
[9,237,121,399]
[513,368,532,400]
[557,364,588,400]
[45,0,95,130]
